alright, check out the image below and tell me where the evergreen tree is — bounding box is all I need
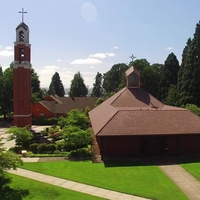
[176,38,192,106]
[91,72,103,97]
[0,67,3,115]
[177,22,200,106]
[1,63,13,119]
[103,63,129,95]
[69,71,88,97]
[48,72,65,97]
[31,68,45,103]
[159,52,180,103]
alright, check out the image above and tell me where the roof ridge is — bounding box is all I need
[110,87,127,105]
[96,109,119,136]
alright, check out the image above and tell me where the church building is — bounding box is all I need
[13,9,32,127]
[89,67,200,160]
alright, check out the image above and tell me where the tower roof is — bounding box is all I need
[16,22,29,31]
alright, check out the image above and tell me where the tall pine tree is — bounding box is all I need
[176,38,192,106]
[177,22,200,106]
[91,72,103,97]
[69,71,88,97]
[48,72,65,97]
[159,52,180,103]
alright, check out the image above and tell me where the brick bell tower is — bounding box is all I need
[13,8,32,127]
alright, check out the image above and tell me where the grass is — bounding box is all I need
[20,160,188,200]
[181,162,200,181]
[7,173,104,200]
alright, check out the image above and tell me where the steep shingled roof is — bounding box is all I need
[89,87,200,136]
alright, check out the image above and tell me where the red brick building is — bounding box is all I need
[89,67,200,160]
[32,95,98,119]
[13,13,32,127]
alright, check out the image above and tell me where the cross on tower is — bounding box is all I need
[129,54,136,63]
[18,8,27,23]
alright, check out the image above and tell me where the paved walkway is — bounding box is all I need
[8,168,149,200]
[0,127,15,150]
[159,164,200,200]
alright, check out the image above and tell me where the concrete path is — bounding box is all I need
[0,128,15,150]
[8,168,150,200]
[159,164,200,200]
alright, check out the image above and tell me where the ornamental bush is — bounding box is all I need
[68,148,92,158]
[47,144,56,154]
[37,143,48,154]
[29,143,38,154]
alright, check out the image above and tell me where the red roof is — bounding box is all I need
[89,87,200,136]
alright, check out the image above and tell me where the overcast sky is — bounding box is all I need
[0,0,200,88]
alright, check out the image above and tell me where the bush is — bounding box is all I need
[62,126,92,151]
[32,117,59,125]
[185,104,200,116]
[56,141,65,151]
[68,148,92,158]
[47,144,56,154]
[37,143,48,154]
[29,143,38,154]
[53,150,61,154]
[8,146,22,154]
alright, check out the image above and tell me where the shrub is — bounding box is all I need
[53,150,61,154]
[62,126,92,151]
[47,144,56,154]
[37,143,48,154]
[68,148,92,158]
[29,143,38,154]
[32,117,59,125]
[56,141,65,151]
[185,104,200,116]
[95,98,104,106]
[8,146,22,154]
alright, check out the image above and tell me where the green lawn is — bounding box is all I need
[181,162,200,181]
[7,173,104,200]
[20,161,188,200]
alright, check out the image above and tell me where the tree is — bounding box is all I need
[31,69,45,104]
[95,97,104,107]
[130,58,150,72]
[0,138,28,200]
[68,72,88,97]
[91,72,103,97]
[1,63,13,119]
[66,109,89,130]
[159,53,180,103]
[185,104,200,116]
[103,63,129,95]
[141,64,161,98]
[177,22,200,106]
[0,67,3,115]
[61,126,92,151]
[48,72,65,97]
[7,127,33,149]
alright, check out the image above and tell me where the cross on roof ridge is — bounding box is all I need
[18,8,27,23]
[129,54,136,62]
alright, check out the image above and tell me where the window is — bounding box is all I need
[19,48,25,63]
[128,73,139,87]
[19,30,25,42]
